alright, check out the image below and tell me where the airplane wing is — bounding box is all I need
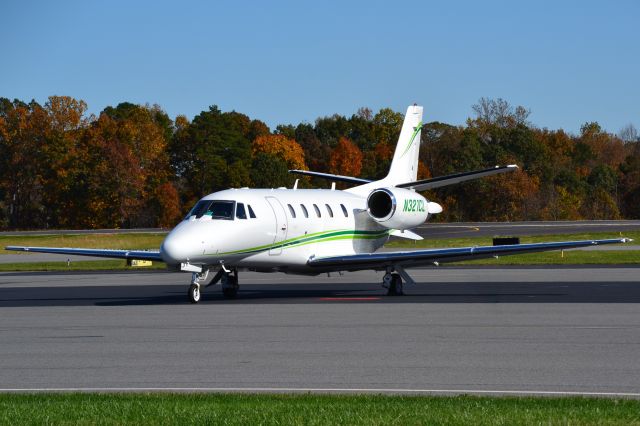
[288,170,372,185]
[5,246,163,262]
[397,165,518,191]
[307,238,632,272]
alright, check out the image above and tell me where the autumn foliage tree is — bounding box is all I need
[329,137,363,177]
[1,96,639,229]
[252,134,306,170]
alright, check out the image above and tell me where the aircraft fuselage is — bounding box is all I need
[160,188,392,273]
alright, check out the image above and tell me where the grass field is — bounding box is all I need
[0,233,166,255]
[0,260,167,272]
[1,393,639,425]
[386,230,640,249]
[0,230,637,272]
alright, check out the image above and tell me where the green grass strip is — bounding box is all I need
[0,260,166,272]
[1,393,640,425]
[0,233,167,255]
[455,250,640,265]
[386,230,639,249]
[1,230,637,271]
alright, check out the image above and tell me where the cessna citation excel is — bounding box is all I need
[7,105,632,303]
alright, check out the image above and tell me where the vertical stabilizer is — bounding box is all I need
[345,104,424,196]
[385,104,423,185]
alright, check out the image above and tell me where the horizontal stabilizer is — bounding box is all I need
[390,229,424,240]
[397,165,518,191]
[289,170,371,185]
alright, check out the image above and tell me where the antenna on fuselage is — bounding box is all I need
[293,179,299,190]
[331,182,336,190]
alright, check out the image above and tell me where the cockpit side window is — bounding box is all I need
[206,201,235,219]
[186,200,213,220]
[236,203,247,219]
[248,205,257,218]
[186,200,236,220]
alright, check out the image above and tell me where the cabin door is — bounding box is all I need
[265,196,288,255]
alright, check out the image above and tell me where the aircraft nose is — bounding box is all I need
[160,233,186,264]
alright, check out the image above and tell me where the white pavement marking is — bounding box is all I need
[1,387,640,397]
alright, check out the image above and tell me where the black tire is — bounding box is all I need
[386,274,404,296]
[222,274,239,299]
[222,286,238,299]
[188,284,201,303]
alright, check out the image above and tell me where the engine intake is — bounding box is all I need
[368,188,396,221]
[366,187,431,230]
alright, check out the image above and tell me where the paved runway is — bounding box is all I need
[1,267,640,395]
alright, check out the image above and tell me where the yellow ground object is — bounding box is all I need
[128,259,153,267]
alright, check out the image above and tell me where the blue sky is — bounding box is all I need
[1,0,638,133]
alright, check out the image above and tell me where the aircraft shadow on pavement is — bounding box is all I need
[1,281,640,307]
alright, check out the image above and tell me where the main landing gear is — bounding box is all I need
[383,272,404,296]
[221,271,239,299]
[381,265,415,296]
[187,268,239,303]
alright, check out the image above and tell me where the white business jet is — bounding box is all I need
[7,105,631,303]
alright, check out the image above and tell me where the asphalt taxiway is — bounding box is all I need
[1,267,640,395]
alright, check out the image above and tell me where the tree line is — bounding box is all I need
[0,96,638,229]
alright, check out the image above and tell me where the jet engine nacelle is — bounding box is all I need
[366,187,438,230]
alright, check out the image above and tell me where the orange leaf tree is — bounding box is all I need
[252,134,307,170]
[329,137,363,177]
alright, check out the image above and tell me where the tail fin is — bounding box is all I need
[385,104,423,185]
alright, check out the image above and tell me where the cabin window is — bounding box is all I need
[247,204,257,218]
[300,204,309,218]
[313,204,321,217]
[325,204,333,218]
[288,204,296,218]
[340,204,348,217]
[236,203,247,219]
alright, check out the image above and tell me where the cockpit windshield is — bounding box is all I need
[185,200,235,220]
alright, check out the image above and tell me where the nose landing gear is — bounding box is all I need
[188,269,208,304]
[187,268,239,303]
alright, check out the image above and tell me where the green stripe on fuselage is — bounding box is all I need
[216,229,391,256]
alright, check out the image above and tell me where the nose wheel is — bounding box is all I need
[188,283,201,303]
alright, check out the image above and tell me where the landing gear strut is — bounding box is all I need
[383,271,404,296]
[188,270,209,304]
